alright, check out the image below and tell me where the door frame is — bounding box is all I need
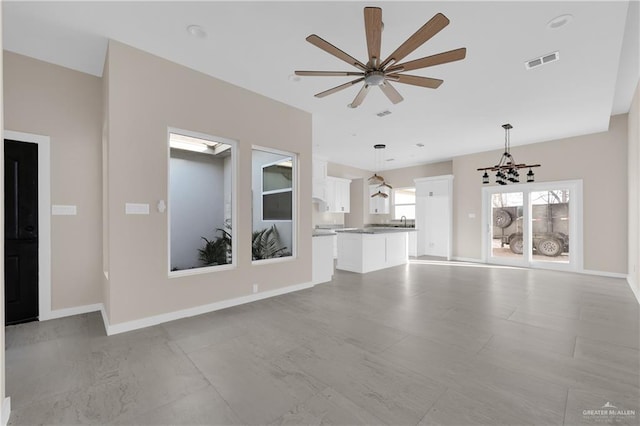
[481,179,583,272]
[4,130,51,320]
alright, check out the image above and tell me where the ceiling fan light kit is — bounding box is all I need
[295,7,466,107]
[477,124,541,185]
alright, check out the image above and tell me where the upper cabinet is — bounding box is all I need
[369,184,390,214]
[312,158,327,201]
[325,176,351,213]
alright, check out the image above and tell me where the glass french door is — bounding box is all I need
[490,192,525,263]
[483,181,582,271]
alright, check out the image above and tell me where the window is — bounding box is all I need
[253,148,297,261]
[394,187,416,220]
[168,130,235,274]
[262,159,293,221]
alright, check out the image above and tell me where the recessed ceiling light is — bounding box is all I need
[288,74,301,82]
[187,25,207,39]
[547,14,573,30]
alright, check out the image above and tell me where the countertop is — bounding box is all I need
[312,230,337,237]
[336,227,418,234]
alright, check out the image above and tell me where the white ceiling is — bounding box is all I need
[3,1,638,171]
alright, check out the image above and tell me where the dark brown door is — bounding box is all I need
[5,139,39,325]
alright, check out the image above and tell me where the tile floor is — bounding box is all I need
[5,259,640,425]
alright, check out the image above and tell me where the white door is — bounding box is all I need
[483,180,583,271]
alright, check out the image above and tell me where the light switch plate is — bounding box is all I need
[468,213,476,219]
[52,205,77,216]
[125,203,150,215]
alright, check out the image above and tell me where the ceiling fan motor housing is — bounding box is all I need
[365,71,385,86]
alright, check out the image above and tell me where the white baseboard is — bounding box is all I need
[99,305,110,335]
[102,281,314,336]
[580,269,628,279]
[1,397,10,426]
[450,256,483,263]
[627,276,640,305]
[39,303,103,321]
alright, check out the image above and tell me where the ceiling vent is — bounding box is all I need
[376,110,392,117]
[525,51,559,70]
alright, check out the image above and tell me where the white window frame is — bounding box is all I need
[393,187,416,220]
[252,146,298,265]
[167,127,238,278]
[481,179,583,272]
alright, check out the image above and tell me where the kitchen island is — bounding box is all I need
[336,228,417,274]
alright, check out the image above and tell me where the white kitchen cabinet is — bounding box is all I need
[312,234,335,285]
[312,159,327,201]
[369,184,390,214]
[325,177,351,213]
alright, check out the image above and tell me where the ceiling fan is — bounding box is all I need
[295,7,466,107]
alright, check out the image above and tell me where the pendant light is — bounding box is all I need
[368,144,386,184]
[369,144,392,198]
[477,124,540,185]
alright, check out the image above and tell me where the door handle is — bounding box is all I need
[25,225,35,232]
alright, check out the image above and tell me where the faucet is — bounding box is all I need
[401,216,407,228]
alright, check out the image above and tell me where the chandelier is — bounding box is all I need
[477,124,540,185]
[369,144,391,198]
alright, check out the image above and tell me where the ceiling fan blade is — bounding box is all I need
[364,7,383,67]
[389,74,443,89]
[306,34,367,71]
[379,81,404,104]
[386,47,466,73]
[295,71,365,77]
[380,13,450,69]
[314,77,365,98]
[350,84,371,108]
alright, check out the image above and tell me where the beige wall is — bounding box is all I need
[382,161,453,188]
[104,41,312,325]
[453,114,629,274]
[628,81,639,296]
[4,51,103,310]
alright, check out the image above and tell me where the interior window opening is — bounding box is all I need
[169,131,234,273]
[252,148,297,261]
